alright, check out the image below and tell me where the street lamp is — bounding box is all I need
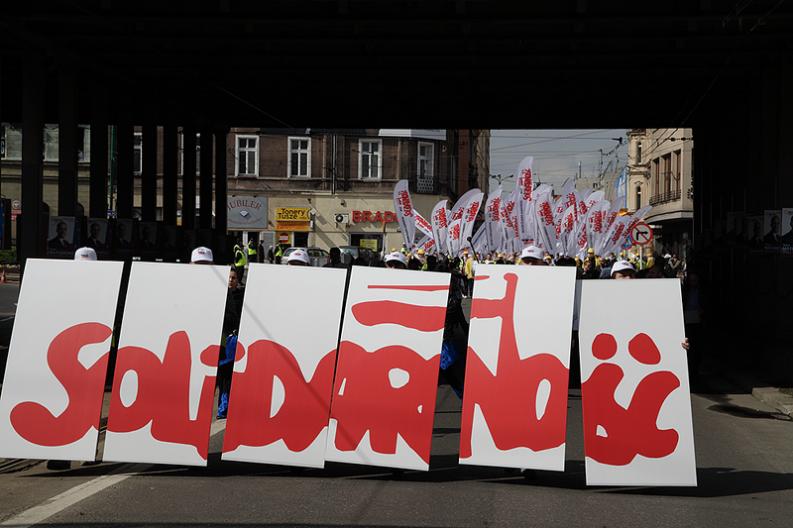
[490,173,514,185]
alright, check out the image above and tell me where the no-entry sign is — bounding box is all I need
[630,222,654,246]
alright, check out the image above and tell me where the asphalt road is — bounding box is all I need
[0,385,792,528]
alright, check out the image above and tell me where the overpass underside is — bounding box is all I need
[1,1,792,382]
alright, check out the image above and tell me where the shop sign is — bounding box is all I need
[352,210,397,223]
[275,207,311,232]
[228,196,267,230]
[275,207,311,222]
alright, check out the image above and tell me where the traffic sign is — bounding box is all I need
[630,221,654,246]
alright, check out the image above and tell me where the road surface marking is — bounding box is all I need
[1,420,227,527]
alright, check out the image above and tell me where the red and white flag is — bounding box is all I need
[414,209,435,253]
[460,191,484,252]
[393,180,416,249]
[484,186,503,255]
[516,156,535,243]
[430,200,450,257]
[450,188,483,222]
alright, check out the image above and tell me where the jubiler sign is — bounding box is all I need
[0,260,696,486]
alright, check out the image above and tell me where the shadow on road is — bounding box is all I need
[699,392,793,422]
[26,455,793,499]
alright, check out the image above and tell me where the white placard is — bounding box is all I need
[0,259,123,461]
[460,265,576,471]
[578,279,696,486]
[325,267,450,471]
[103,262,229,467]
[222,264,347,468]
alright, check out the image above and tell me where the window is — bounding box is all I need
[662,154,672,194]
[78,126,90,163]
[358,139,382,179]
[635,185,642,210]
[179,132,201,175]
[1,125,21,160]
[44,125,59,162]
[636,142,642,164]
[288,137,311,177]
[417,141,435,193]
[236,135,258,177]
[133,132,143,175]
[4,125,22,160]
[673,150,681,192]
[652,158,660,196]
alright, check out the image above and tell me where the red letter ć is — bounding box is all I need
[581,332,680,466]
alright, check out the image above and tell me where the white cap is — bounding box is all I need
[611,260,636,276]
[286,249,310,265]
[520,245,544,261]
[74,247,97,261]
[190,246,214,263]
[384,251,407,266]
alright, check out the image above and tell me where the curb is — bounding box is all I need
[752,386,793,416]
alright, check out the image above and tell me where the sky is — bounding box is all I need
[488,129,629,193]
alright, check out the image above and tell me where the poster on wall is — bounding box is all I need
[763,209,782,251]
[578,279,696,487]
[325,267,450,471]
[0,259,124,461]
[86,219,110,253]
[113,219,135,254]
[103,262,229,467]
[724,211,744,245]
[745,215,763,249]
[222,264,347,468]
[780,208,793,254]
[459,265,576,471]
[47,216,77,257]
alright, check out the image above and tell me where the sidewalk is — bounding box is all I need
[752,387,793,417]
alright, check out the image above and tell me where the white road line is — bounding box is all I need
[1,421,227,527]
[0,464,140,528]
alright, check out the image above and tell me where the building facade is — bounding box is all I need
[227,128,490,253]
[1,123,93,221]
[627,128,694,258]
[0,126,489,254]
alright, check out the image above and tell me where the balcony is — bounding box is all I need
[649,189,681,205]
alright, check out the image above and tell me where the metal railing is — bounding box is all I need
[649,189,681,205]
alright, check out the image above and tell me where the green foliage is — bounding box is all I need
[0,248,17,265]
